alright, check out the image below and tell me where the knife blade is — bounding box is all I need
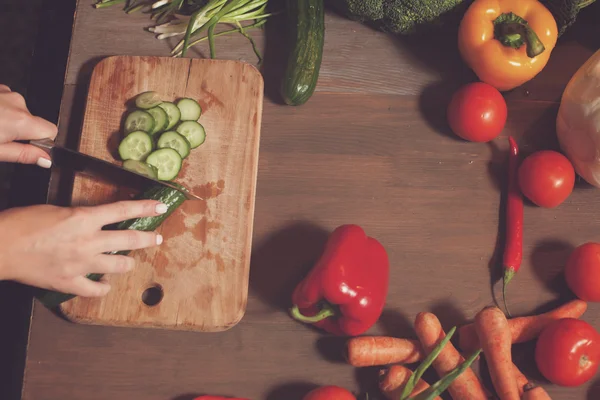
[31,138,204,201]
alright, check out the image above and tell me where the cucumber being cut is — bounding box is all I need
[146,148,183,181]
[122,159,159,179]
[135,91,163,109]
[176,121,206,149]
[177,98,202,121]
[157,131,191,159]
[146,106,169,136]
[124,110,155,134]
[158,102,181,130]
[118,131,154,161]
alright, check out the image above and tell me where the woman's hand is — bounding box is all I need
[0,199,168,297]
[0,84,57,168]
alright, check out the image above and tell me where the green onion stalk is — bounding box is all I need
[94,0,277,61]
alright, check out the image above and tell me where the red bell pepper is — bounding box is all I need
[289,224,389,336]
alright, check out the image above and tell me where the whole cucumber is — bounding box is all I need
[35,184,186,309]
[281,0,325,106]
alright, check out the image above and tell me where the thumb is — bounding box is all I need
[0,142,52,168]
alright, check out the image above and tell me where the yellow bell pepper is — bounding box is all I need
[458,0,558,91]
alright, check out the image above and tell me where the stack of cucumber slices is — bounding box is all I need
[118,91,206,181]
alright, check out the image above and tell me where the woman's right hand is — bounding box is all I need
[0,84,57,167]
[0,199,168,297]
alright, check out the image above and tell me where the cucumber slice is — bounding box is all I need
[146,106,169,136]
[177,98,202,121]
[157,131,191,159]
[135,91,163,109]
[118,131,154,161]
[158,102,181,130]
[122,160,159,179]
[176,121,206,149]
[124,110,155,134]
[146,148,183,181]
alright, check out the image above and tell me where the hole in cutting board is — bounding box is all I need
[142,284,163,306]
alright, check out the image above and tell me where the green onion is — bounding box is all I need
[94,0,277,61]
[170,19,266,58]
[409,349,482,400]
[94,0,127,8]
[400,326,457,400]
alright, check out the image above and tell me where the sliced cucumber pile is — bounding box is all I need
[116,91,207,182]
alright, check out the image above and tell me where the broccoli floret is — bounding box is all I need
[382,0,465,34]
[329,0,466,34]
[540,0,597,36]
[330,0,596,36]
[329,0,385,22]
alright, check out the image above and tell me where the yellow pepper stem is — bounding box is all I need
[493,12,545,58]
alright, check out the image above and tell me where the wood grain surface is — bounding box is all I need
[20,2,600,400]
[59,56,263,332]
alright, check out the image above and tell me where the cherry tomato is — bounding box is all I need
[517,150,575,208]
[447,82,507,142]
[565,242,600,302]
[535,318,600,387]
[302,386,356,400]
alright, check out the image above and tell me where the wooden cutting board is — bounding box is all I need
[59,55,263,332]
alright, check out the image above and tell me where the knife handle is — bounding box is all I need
[30,138,55,154]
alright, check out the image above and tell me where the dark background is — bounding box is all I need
[0,1,75,399]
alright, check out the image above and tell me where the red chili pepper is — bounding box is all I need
[503,136,523,317]
[289,224,389,336]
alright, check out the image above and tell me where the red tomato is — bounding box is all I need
[535,318,600,386]
[518,150,575,208]
[447,82,507,142]
[302,386,356,400]
[565,242,600,302]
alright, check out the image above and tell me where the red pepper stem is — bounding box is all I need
[503,267,516,318]
[290,303,336,323]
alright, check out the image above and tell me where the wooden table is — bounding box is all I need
[20,2,600,399]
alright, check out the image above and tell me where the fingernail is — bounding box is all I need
[155,203,168,214]
[36,157,52,168]
[156,234,163,245]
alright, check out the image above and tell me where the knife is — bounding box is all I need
[30,138,204,201]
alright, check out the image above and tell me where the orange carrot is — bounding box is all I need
[475,306,519,400]
[346,336,424,367]
[414,312,489,400]
[521,383,552,400]
[379,365,440,400]
[458,299,587,353]
[512,363,529,397]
